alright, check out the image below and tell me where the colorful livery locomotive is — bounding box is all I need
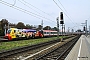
[4,28,44,40]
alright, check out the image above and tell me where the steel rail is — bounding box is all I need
[0,35,74,42]
[0,39,59,59]
[56,36,80,60]
[35,35,80,60]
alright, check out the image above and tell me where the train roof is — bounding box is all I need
[22,29,36,32]
[43,30,57,32]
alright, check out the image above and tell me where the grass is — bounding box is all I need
[0,36,67,52]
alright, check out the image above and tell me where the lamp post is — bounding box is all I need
[86,20,87,36]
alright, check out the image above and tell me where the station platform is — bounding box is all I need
[65,35,90,60]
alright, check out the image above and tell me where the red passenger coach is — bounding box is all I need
[43,30,57,37]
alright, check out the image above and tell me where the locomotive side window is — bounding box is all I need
[14,30,16,33]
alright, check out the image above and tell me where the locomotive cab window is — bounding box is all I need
[7,29,11,34]
[14,30,16,33]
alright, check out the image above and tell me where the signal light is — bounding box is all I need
[60,12,63,20]
[60,12,64,24]
[83,26,85,31]
[60,21,64,24]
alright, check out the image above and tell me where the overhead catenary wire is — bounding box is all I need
[18,0,56,23]
[18,0,42,16]
[0,15,55,27]
[0,15,20,21]
[13,0,16,6]
[0,0,41,19]
[53,0,63,11]
[53,0,82,31]
[58,0,70,16]
[58,0,80,26]
[21,0,55,19]
[0,0,56,24]
[53,0,78,26]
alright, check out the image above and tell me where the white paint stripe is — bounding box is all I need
[22,42,61,60]
[77,38,82,60]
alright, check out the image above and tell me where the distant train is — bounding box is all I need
[4,28,83,40]
[4,28,62,40]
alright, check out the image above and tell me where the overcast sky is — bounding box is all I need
[0,0,90,31]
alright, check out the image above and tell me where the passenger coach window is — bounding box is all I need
[47,32,50,34]
[44,32,46,34]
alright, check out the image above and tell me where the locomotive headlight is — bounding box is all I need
[6,34,8,36]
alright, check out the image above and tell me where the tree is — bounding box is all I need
[25,24,33,29]
[76,29,82,32]
[0,19,8,36]
[37,25,42,30]
[52,27,58,31]
[0,21,1,29]
[43,26,51,30]
[1,19,8,30]
[9,23,16,28]
[15,22,25,29]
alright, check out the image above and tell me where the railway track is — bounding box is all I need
[0,35,78,60]
[0,36,8,42]
[35,35,80,60]
[0,38,8,42]
[0,37,62,60]
[0,35,73,42]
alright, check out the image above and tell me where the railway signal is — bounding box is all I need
[60,12,64,24]
[60,12,63,20]
[83,26,85,31]
[81,20,88,35]
[60,12,64,42]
